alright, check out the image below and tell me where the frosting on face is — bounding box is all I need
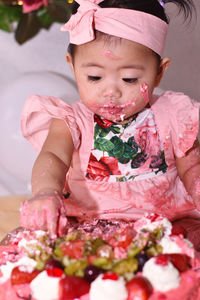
[140,82,149,103]
[103,50,121,61]
[88,99,138,123]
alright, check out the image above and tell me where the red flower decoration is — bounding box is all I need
[94,114,113,128]
[22,0,48,13]
[86,153,121,181]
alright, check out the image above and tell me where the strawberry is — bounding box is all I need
[102,272,119,281]
[61,240,84,259]
[171,224,187,237]
[59,276,90,300]
[46,267,64,277]
[126,276,153,300]
[164,253,190,272]
[146,213,160,222]
[155,255,168,266]
[110,228,134,249]
[11,266,40,285]
[117,229,134,249]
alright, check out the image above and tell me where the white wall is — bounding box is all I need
[161,1,200,99]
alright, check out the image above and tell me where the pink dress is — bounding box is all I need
[21,91,200,222]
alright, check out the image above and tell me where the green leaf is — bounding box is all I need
[116,176,127,182]
[15,12,41,44]
[0,4,22,32]
[94,123,110,139]
[0,15,10,32]
[127,136,138,147]
[107,136,138,164]
[111,137,125,157]
[94,124,102,139]
[152,150,168,174]
[117,156,130,164]
[99,127,110,138]
[108,137,129,164]
[0,4,22,20]
[123,143,137,158]
[47,0,71,23]
[110,126,121,134]
[94,138,114,152]
[37,7,54,29]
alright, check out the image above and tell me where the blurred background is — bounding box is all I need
[0,1,199,196]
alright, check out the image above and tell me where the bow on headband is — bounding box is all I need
[61,0,102,44]
[61,0,168,56]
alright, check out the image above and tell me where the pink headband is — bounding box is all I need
[61,0,168,56]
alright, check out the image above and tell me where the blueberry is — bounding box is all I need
[135,253,149,271]
[84,265,103,283]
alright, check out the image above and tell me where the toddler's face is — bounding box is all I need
[67,38,169,123]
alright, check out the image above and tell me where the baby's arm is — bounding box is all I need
[176,139,200,208]
[31,118,73,195]
[20,118,74,235]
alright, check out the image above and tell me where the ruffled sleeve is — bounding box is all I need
[168,92,200,157]
[21,94,80,152]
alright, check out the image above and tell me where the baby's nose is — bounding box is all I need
[103,84,122,100]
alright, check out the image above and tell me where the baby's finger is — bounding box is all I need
[57,213,68,237]
[35,209,48,230]
[56,198,68,236]
[47,220,57,237]
[46,210,59,236]
[20,200,32,229]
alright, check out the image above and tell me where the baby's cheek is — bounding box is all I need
[127,83,149,108]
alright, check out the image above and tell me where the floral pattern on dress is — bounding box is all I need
[86,108,168,182]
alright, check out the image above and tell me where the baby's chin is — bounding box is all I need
[99,112,134,124]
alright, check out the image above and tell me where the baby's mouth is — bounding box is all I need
[98,105,124,115]
[97,100,135,114]
[89,100,136,123]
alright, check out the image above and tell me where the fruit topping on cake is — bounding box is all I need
[0,213,200,300]
[126,276,153,300]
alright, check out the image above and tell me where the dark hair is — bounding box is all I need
[68,0,195,58]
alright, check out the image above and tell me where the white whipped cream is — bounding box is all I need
[0,256,36,283]
[30,270,60,300]
[18,230,47,249]
[18,237,39,252]
[134,214,172,236]
[143,257,180,292]
[159,236,182,254]
[90,274,127,300]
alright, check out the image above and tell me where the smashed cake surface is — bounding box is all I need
[0,214,200,300]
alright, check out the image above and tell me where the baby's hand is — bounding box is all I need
[20,191,67,237]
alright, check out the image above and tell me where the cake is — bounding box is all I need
[0,213,200,300]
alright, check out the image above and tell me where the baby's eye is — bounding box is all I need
[122,78,138,83]
[88,75,101,81]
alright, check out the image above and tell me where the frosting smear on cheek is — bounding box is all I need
[140,82,149,103]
